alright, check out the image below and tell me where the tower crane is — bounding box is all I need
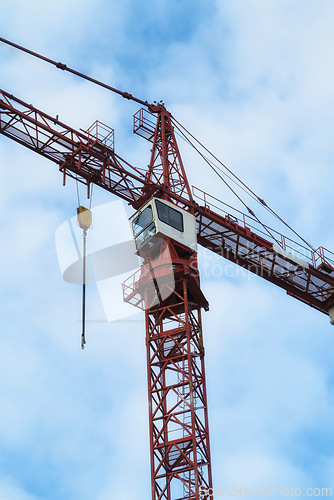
[1,37,334,500]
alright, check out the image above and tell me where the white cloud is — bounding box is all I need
[0,473,37,500]
[1,1,334,498]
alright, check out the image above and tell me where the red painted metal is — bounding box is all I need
[0,91,334,314]
[193,188,334,314]
[85,120,114,149]
[0,37,150,108]
[0,89,154,207]
[126,101,213,498]
[2,85,334,500]
[134,107,194,207]
[1,88,333,313]
[123,239,212,500]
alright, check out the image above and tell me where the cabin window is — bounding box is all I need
[135,221,156,250]
[132,205,153,237]
[156,200,184,232]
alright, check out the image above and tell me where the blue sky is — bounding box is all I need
[1,1,334,498]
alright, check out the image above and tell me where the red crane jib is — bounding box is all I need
[1,88,333,317]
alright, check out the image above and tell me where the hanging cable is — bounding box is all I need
[75,176,80,207]
[77,206,92,349]
[174,128,265,210]
[171,115,319,254]
[172,119,282,246]
[81,227,87,349]
[89,183,94,210]
[171,116,266,201]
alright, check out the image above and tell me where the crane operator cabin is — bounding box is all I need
[130,197,197,256]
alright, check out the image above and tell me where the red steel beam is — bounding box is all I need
[124,241,213,499]
[0,89,152,207]
[0,37,151,109]
[196,205,334,315]
[1,88,333,316]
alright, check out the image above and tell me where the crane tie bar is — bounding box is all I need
[0,36,150,108]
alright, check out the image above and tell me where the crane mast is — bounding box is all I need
[1,76,334,500]
[124,107,213,498]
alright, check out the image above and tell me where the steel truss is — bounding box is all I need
[124,239,213,500]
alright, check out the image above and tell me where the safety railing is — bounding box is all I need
[85,120,114,150]
[192,185,334,271]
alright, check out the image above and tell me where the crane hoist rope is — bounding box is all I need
[171,115,319,256]
[75,177,94,348]
[76,206,92,349]
[75,176,80,207]
[1,35,334,500]
[172,118,282,246]
[0,35,321,257]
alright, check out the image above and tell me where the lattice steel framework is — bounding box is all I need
[2,83,334,500]
[124,239,212,500]
[1,88,334,315]
[134,107,193,207]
